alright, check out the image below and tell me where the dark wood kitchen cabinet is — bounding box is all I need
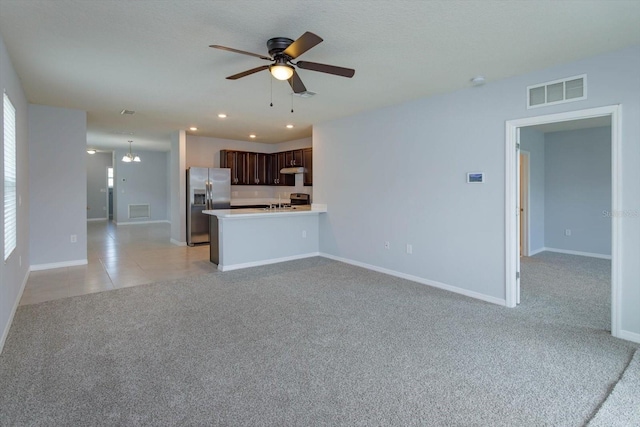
[285,149,303,168]
[247,152,271,185]
[273,152,294,186]
[220,150,247,185]
[220,147,311,186]
[302,148,312,186]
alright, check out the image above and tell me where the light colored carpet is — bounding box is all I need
[0,255,637,426]
[588,350,640,426]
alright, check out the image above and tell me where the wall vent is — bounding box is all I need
[527,74,586,109]
[128,204,150,219]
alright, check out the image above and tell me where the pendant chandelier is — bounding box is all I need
[122,140,141,163]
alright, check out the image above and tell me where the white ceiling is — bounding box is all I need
[0,1,639,151]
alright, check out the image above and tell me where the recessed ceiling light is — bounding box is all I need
[86,149,96,154]
[189,127,198,131]
[286,124,294,129]
[120,109,135,115]
[218,113,227,118]
[249,134,256,139]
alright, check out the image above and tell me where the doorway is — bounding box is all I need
[505,105,621,338]
[107,167,114,221]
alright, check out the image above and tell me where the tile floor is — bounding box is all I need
[20,221,217,305]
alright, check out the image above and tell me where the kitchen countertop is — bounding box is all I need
[204,204,326,219]
[230,198,290,207]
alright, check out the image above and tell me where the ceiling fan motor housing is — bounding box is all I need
[267,37,294,59]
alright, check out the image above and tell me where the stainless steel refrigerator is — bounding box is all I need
[187,167,231,246]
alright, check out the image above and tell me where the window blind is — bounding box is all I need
[4,92,17,261]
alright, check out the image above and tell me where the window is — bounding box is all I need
[107,167,114,188]
[4,92,17,261]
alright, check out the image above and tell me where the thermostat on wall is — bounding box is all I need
[467,172,485,183]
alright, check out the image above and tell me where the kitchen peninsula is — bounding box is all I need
[203,205,327,271]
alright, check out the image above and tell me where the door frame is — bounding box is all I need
[519,150,530,257]
[505,105,621,337]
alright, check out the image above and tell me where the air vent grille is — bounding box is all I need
[527,75,586,109]
[128,204,150,219]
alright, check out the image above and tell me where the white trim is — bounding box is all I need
[320,253,507,307]
[617,330,640,344]
[30,259,88,271]
[505,104,622,338]
[87,218,107,222]
[115,220,170,226]
[519,150,530,257]
[542,247,611,260]
[0,268,29,355]
[170,238,187,247]
[528,247,546,256]
[218,252,320,272]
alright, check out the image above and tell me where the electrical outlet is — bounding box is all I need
[384,241,390,249]
[70,234,77,243]
[406,244,413,254]
[565,229,571,236]
[302,230,307,238]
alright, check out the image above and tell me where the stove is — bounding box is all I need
[290,193,311,206]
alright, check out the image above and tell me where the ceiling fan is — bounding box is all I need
[210,31,355,93]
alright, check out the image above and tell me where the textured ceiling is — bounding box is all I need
[0,0,639,151]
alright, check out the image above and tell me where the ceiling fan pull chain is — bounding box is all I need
[270,76,273,107]
[291,93,294,113]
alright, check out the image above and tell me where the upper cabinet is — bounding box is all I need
[285,149,303,167]
[221,150,246,185]
[247,152,270,185]
[273,152,294,186]
[302,148,312,186]
[220,147,311,186]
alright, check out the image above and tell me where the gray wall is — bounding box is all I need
[544,127,611,255]
[520,128,545,253]
[28,104,87,267]
[0,31,30,352]
[314,45,640,337]
[86,152,112,220]
[170,131,186,244]
[113,149,168,224]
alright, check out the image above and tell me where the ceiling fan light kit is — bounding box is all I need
[210,31,355,94]
[270,63,294,80]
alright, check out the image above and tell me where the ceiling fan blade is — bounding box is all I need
[288,70,307,93]
[283,32,323,59]
[296,61,355,78]
[210,45,271,61]
[226,65,269,80]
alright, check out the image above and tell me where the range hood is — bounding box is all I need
[280,166,307,174]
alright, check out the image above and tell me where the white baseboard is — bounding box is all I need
[319,253,506,307]
[170,239,187,247]
[87,218,107,222]
[30,259,88,271]
[528,247,546,256]
[617,330,640,344]
[541,247,611,260]
[115,220,170,226]
[219,252,320,272]
[0,268,30,355]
